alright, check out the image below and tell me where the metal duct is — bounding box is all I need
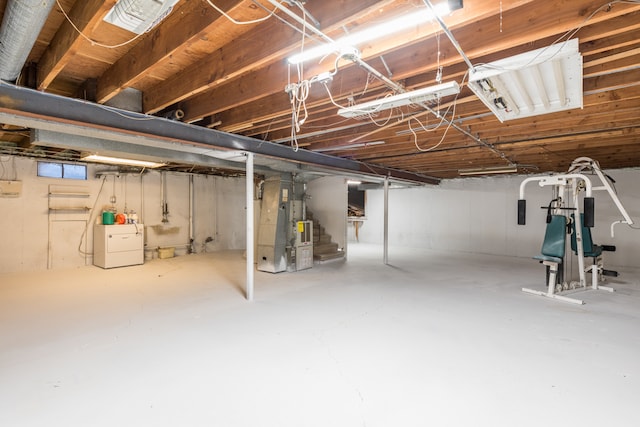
[0,83,440,185]
[0,0,56,82]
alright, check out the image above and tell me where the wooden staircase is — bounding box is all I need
[307,212,345,262]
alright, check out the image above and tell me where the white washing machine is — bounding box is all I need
[93,224,144,268]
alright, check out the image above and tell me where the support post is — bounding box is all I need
[383,176,389,265]
[246,152,254,301]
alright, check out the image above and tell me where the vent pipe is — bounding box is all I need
[0,0,56,82]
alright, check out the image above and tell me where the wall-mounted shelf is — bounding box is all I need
[48,185,91,213]
[47,184,92,270]
[48,207,91,212]
[48,192,90,198]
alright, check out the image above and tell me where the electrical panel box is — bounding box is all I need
[294,220,313,271]
[94,224,144,269]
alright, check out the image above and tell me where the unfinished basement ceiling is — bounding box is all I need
[0,0,638,179]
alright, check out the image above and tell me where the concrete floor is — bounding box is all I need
[1,244,639,427]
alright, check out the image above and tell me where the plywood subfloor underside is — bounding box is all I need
[1,245,639,426]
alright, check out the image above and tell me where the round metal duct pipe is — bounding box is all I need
[0,0,56,82]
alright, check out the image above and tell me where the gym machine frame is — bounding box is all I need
[517,157,634,304]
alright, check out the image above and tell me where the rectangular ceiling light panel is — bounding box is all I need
[82,154,165,168]
[468,39,582,122]
[338,81,460,118]
[104,0,179,34]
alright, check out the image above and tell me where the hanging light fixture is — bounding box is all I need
[458,165,518,176]
[468,39,583,122]
[337,81,460,118]
[287,0,462,65]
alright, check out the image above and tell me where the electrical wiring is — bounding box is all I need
[357,73,375,101]
[409,102,453,133]
[57,0,279,50]
[410,97,457,152]
[206,0,279,25]
[322,81,393,126]
[366,105,394,127]
[95,103,157,121]
[77,174,108,256]
[285,1,316,152]
[251,0,324,45]
[322,76,386,117]
[472,0,640,72]
[0,155,18,181]
[55,0,156,49]
[408,67,469,152]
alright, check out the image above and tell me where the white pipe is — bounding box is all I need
[160,171,165,214]
[383,176,389,265]
[246,152,255,301]
[140,173,145,225]
[189,174,194,253]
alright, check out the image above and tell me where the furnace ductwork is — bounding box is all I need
[0,0,56,82]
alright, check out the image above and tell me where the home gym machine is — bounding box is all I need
[517,157,635,304]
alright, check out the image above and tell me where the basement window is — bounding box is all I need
[37,162,87,180]
[348,184,366,217]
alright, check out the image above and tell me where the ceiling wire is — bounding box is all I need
[55,0,280,50]
[270,0,515,166]
[205,0,279,25]
[251,0,324,44]
[422,0,474,71]
[54,0,158,49]
[474,0,640,72]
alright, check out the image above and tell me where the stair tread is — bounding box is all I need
[314,252,345,261]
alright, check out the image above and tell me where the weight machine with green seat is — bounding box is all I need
[517,157,634,305]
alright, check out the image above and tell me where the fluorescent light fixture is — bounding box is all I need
[347,180,362,185]
[82,154,165,168]
[458,165,518,176]
[287,1,456,65]
[337,81,460,118]
[311,140,386,152]
[104,0,179,34]
[468,38,583,122]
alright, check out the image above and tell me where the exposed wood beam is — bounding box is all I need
[143,0,401,114]
[179,0,640,123]
[37,0,117,90]
[96,0,253,103]
[147,0,537,116]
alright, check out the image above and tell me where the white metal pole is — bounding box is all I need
[383,176,389,265]
[246,152,254,301]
